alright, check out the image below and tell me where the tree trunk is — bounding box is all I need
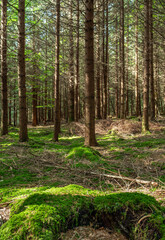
[32,14,38,126]
[9,86,12,126]
[54,0,60,141]
[120,0,125,119]
[135,0,140,117]
[142,0,150,132]
[84,0,97,146]
[68,0,74,122]
[44,27,48,125]
[103,0,108,119]
[125,0,129,117]
[18,0,28,141]
[96,1,101,119]
[75,0,80,122]
[149,0,155,121]
[13,80,17,126]
[1,0,8,135]
[155,53,159,117]
[115,16,119,118]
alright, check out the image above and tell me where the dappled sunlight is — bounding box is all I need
[0,121,165,238]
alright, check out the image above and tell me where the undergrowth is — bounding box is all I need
[0,124,165,239]
[0,185,165,240]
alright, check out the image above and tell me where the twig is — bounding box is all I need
[99,167,118,175]
[137,214,152,225]
[91,172,158,186]
[0,160,12,169]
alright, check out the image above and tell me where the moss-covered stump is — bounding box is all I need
[0,185,164,240]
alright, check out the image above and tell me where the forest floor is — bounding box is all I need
[0,117,165,239]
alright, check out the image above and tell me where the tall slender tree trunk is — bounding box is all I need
[120,0,125,119]
[96,1,101,119]
[9,86,12,125]
[135,0,140,117]
[75,0,80,122]
[103,0,108,119]
[155,53,159,117]
[115,16,119,118]
[118,4,122,118]
[64,80,68,121]
[125,0,129,117]
[149,0,155,120]
[18,0,28,141]
[84,0,97,146]
[68,0,74,122]
[1,0,8,135]
[101,0,105,119]
[32,14,38,126]
[44,27,48,125]
[52,74,55,122]
[142,0,150,132]
[13,79,17,126]
[54,0,60,141]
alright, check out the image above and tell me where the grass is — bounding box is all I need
[0,123,165,239]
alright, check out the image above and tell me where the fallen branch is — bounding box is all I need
[0,160,13,169]
[91,171,158,186]
[99,167,119,175]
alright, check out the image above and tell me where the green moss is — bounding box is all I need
[67,146,101,162]
[0,169,37,187]
[0,185,164,240]
[131,139,165,148]
[159,175,165,183]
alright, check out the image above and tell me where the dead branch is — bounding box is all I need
[91,172,158,186]
[0,160,14,169]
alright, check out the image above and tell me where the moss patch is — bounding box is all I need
[0,185,164,240]
[67,146,101,162]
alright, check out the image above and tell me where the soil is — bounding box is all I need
[60,226,127,240]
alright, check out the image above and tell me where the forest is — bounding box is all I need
[0,0,165,239]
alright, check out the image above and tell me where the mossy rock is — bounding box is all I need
[0,185,165,240]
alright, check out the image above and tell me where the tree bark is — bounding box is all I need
[13,79,17,126]
[125,0,129,117]
[155,52,159,117]
[1,0,8,135]
[75,0,80,122]
[115,16,119,118]
[149,0,155,121]
[120,0,125,119]
[18,0,28,141]
[44,26,48,125]
[100,0,105,119]
[96,1,101,119]
[54,0,60,141]
[135,0,140,117]
[84,0,97,146]
[68,0,75,122]
[142,0,150,132]
[103,0,108,119]
[9,86,12,126]
[32,14,38,127]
